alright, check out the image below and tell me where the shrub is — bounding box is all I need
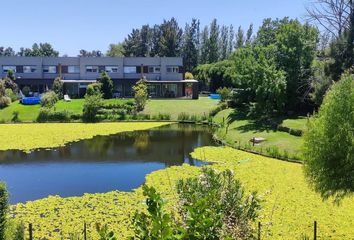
[98,72,113,99]
[216,87,231,102]
[82,94,104,122]
[5,88,17,102]
[303,73,354,201]
[40,91,58,108]
[11,111,20,123]
[37,108,70,122]
[133,79,148,112]
[0,182,8,240]
[177,112,190,121]
[52,77,63,99]
[132,168,260,240]
[86,82,102,96]
[151,113,171,120]
[21,86,30,97]
[184,72,194,80]
[0,97,10,109]
[2,76,18,92]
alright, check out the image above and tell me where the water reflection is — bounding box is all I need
[0,124,216,203]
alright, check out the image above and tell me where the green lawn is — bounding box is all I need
[0,97,218,122]
[143,97,219,119]
[281,117,308,131]
[214,109,306,159]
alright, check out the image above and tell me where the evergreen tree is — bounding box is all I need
[98,72,113,99]
[199,26,209,64]
[235,26,245,49]
[159,18,182,57]
[123,29,142,56]
[219,25,229,60]
[227,25,235,56]
[208,19,220,63]
[106,43,124,57]
[150,24,162,57]
[246,23,254,45]
[182,19,199,71]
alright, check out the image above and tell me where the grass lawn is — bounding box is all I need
[0,122,171,152]
[11,147,354,239]
[143,97,219,119]
[281,117,308,131]
[213,109,305,159]
[0,97,218,122]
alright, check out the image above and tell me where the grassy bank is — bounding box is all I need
[10,147,354,239]
[0,97,218,122]
[213,109,306,160]
[0,122,172,152]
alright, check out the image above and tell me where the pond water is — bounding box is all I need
[0,124,216,204]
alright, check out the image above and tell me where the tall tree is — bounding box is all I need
[106,43,124,57]
[159,18,182,57]
[0,47,15,56]
[150,24,162,57]
[17,43,59,57]
[98,72,113,99]
[246,23,254,45]
[208,19,220,63]
[181,19,200,72]
[140,25,152,56]
[235,26,245,49]
[228,25,235,56]
[123,29,142,57]
[219,25,229,60]
[199,26,209,64]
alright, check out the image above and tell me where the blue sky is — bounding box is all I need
[2,0,309,56]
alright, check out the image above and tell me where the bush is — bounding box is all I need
[21,86,30,97]
[184,72,194,80]
[86,82,102,96]
[303,73,354,201]
[82,94,104,122]
[209,102,228,117]
[0,182,8,240]
[5,88,17,102]
[132,168,260,240]
[177,112,190,121]
[52,77,63,99]
[40,91,58,108]
[11,111,20,123]
[0,97,10,109]
[216,87,231,102]
[37,108,70,122]
[133,79,148,112]
[151,113,171,120]
[98,72,113,99]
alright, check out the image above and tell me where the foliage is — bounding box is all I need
[184,72,194,80]
[5,88,17,102]
[17,43,59,57]
[98,72,113,99]
[86,82,102,96]
[133,79,148,112]
[2,74,18,92]
[309,59,333,106]
[132,169,260,240]
[216,87,231,102]
[0,82,11,109]
[181,19,199,71]
[37,108,71,122]
[82,94,104,122]
[106,43,124,57]
[40,91,58,108]
[21,86,30,97]
[78,49,103,57]
[96,224,117,240]
[11,111,19,123]
[52,77,63,99]
[131,185,178,240]
[0,182,8,240]
[303,73,354,201]
[0,122,171,152]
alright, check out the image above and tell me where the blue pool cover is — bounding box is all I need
[22,97,41,105]
[209,94,221,100]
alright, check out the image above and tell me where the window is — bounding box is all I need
[68,66,80,73]
[86,66,98,73]
[43,66,56,73]
[124,66,137,74]
[3,66,16,73]
[148,66,161,73]
[105,66,119,73]
[166,66,179,73]
[23,66,36,73]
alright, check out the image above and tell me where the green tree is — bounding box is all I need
[235,26,245,49]
[2,70,18,92]
[19,43,59,57]
[208,19,220,63]
[219,25,229,60]
[133,79,148,112]
[82,94,104,122]
[181,19,200,72]
[52,77,63,99]
[159,18,182,57]
[98,72,113,99]
[303,73,354,201]
[106,43,124,57]
[40,91,58,108]
[86,82,102,96]
[199,26,210,64]
[0,81,11,109]
[0,182,8,240]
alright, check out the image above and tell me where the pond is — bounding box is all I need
[0,124,216,204]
